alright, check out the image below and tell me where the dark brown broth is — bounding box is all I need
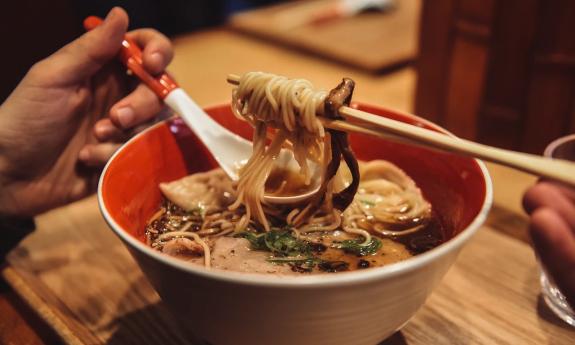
[307,215,445,272]
[396,213,445,255]
[145,200,446,274]
[264,167,310,196]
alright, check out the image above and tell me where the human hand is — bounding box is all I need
[523,181,575,307]
[0,7,173,216]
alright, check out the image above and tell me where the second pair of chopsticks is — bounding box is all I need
[226,74,575,187]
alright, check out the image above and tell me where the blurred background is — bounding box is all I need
[2,0,574,154]
[0,0,280,102]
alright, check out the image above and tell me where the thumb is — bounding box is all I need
[38,7,128,85]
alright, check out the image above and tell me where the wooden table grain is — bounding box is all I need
[1,28,574,344]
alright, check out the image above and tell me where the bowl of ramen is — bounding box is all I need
[98,73,492,345]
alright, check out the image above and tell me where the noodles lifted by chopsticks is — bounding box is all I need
[229,72,361,231]
[146,72,435,271]
[230,73,317,229]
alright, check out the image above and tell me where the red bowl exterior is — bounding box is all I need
[101,103,486,243]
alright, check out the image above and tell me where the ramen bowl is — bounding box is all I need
[98,103,492,345]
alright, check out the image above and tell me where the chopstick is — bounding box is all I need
[226,74,575,187]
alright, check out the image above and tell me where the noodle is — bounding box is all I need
[145,72,437,273]
[230,72,328,231]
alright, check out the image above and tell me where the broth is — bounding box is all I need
[264,167,311,196]
[145,163,445,275]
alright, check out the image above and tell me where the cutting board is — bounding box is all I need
[228,0,421,72]
[3,195,574,344]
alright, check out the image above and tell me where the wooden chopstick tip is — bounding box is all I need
[227,74,241,85]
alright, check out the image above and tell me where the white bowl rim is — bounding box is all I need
[98,103,493,289]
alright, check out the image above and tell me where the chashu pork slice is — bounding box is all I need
[211,237,300,276]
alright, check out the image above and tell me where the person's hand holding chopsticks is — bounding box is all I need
[0,7,173,216]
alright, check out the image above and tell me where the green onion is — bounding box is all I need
[337,237,382,256]
[237,228,311,257]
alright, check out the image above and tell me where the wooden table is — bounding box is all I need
[1,28,574,345]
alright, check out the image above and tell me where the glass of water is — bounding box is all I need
[540,134,575,326]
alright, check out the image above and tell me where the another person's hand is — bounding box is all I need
[523,181,575,307]
[0,7,173,216]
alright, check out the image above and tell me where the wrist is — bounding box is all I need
[0,152,20,216]
[0,125,34,257]
[0,106,11,201]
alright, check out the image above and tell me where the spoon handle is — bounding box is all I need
[83,16,178,99]
[85,17,254,182]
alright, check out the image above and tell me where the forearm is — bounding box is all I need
[0,124,13,215]
[0,113,18,216]
[0,171,21,216]
[0,147,35,259]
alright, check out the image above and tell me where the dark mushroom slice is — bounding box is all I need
[293,78,360,225]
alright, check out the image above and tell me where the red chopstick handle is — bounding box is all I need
[83,16,178,99]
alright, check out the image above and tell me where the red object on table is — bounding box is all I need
[83,16,178,100]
